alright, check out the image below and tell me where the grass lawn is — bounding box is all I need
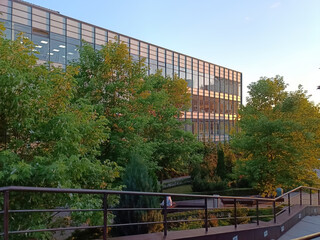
[163,184,193,194]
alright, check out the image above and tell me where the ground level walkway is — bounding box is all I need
[278,215,320,240]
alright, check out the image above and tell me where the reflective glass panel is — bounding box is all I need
[32,34,49,61]
[50,39,66,65]
[67,43,79,63]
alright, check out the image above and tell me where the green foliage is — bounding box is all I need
[0,27,203,238]
[0,28,120,239]
[216,144,226,179]
[163,184,193,194]
[192,173,228,192]
[167,210,219,230]
[232,76,320,195]
[113,155,162,236]
[73,41,148,166]
[167,207,251,230]
[191,143,235,192]
[74,42,203,182]
[223,144,237,178]
[229,204,250,225]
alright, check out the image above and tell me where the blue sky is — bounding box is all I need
[27,0,320,104]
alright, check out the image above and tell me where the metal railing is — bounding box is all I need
[292,232,320,240]
[0,185,319,239]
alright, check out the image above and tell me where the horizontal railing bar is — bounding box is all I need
[276,208,289,216]
[258,214,274,218]
[110,219,206,228]
[0,186,215,198]
[109,207,204,211]
[8,225,103,234]
[1,186,320,202]
[165,207,205,210]
[167,218,204,224]
[292,231,320,240]
[109,207,162,211]
[111,218,210,228]
[208,217,232,221]
[110,221,164,227]
[4,207,278,215]
[218,196,274,201]
[275,186,320,201]
[275,186,301,201]
[0,186,278,202]
[9,209,103,213]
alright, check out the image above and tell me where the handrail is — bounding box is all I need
[1,185,320,240]
[0,186,275,202]
[2,185,319,202]
[275,186,320,201]
[274,186,302,201]
[292,232,320,240]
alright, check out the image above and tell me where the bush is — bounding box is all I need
[191,173,228,192]
[112,155,160,236]
[191,143,235,193]
[167,210,220,230]
[167,207,252,231]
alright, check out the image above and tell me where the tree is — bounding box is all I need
[0,28,120,239]
[137,72,203,183]
[232,76,320,195]
[223,143,237,178]
[73,41,148,166]
[113,154,162,236]
[190,143,229,192]
[216,144,226,180]
[74,42,203,184]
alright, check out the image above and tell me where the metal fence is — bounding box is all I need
[0,185,320,239]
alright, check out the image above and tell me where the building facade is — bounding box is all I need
[0,0,242,142]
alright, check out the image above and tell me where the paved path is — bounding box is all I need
[278,215,320,240]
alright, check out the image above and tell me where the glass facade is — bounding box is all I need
[0,0,242,142]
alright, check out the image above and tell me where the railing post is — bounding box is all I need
[3,191,9,240]
[288,193,291,214]
[234,198,237,229]
[310,189,312,206]
[273,201,276,223]
[103,193,108,240]
[256,200,259,226]
[163,196,168,237]
[205,198,208,232]
[300,188,302,206]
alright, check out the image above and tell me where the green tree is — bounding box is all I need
[138,72,203,183]
[113,154,162,236]
[0,28,120,239]
[232,76,320,195]
[223,143,237,178]
[216,144,226,180]
[73,41,148,166]
[74,42,203,184]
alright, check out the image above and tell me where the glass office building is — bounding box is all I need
[0,0,242,142]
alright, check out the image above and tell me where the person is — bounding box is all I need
[161,196,173,207]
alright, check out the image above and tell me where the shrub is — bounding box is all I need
[192,173,228,192]
[112,155,160,236]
